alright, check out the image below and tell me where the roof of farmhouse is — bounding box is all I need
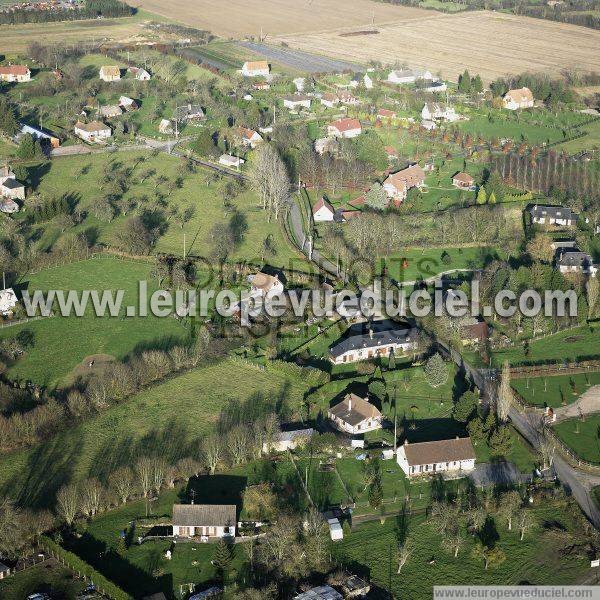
[329,393,381,426]
[403,437,476,466]
[172,504,237,527]
[329,326,416,358]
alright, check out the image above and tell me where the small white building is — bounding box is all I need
[129,66,151,81]
[158,119,174,135]
[397,437,476,477]
[328,518,344,541]
[172,504,236,539]
[293,77,306,92]
[74,121,112,144]
[0,166,25,201]
[421,103,459,122]
[99,66,121,82]
[283,95,311,110]
[328,393,382,435]
[241,61,270,77]
[237,127,263,149]
[320,93,339,108]
[0,65,31,83]
[263,428,314,453]
[327,117,362,139]
[219,154,245,169]
[312,197,335,222]
[0,288,18,316]
[388,68,433,84]
[503,87,534,110]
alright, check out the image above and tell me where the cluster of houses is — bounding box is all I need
[0,165,25,214]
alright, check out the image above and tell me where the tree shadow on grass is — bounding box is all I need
[402,418,467,444]
[182,474,247,519]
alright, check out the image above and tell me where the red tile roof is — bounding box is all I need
[0,65,29,76]
[329,117,361,133]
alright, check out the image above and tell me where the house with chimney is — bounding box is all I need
[241,61,270,77]
[312,197,336,222]
[0,65,31,83]
[283,95,311,110]
[397,437,476,476]
[99,66,121,82]
[503,87,534,110]
[172,504,236,539]
[327,117,362,139]
[383,164,425,202]
[557,250,598,277]
[0,165,25,202]
[328,393,382,435]
[529,204,576,227]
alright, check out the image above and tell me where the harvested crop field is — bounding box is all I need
[134,0,430,37]
[274,10,600,81]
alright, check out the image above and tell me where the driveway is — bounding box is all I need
[470,461,532,487]
[554,384,600,422]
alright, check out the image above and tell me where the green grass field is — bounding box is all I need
[512,372,600,408]
[553,414,600,464]
[0,358,311,508]
[0,257,187,387]
[0,562,86,600]
[558,119,600,153]
[25,151,303,269]
[332,505,589,598]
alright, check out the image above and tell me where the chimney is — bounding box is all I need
[404,439,409,446]
[348,396,352,411]
[369,325,373,340]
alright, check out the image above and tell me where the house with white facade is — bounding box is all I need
[99,66,121,82]
[383,164,425,203]
[241,61,270,77]
[320,93,339,108]
[421,103,459,123]
[0,65,31,83]
[250,272,284,298]
[74,121,112,144]
[237,127,263,149]
[328,393,382,435]
[219,154,245,169]
[557,250,598,277]
[530,205,576,227]
[0,166,25,201]
[329,322,418,365]
[388,69,433,84]
[172,504,236,539]
[283,95,311,110]
[503,87,534,110]
[0,288,18,316]
[337,90,360,106]
[128,66,151,81]
[312,197,336,222]
[397,437,476,477]
[327,117,362,139]
[262,428,314,453]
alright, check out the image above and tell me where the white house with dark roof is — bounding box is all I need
[530,205,576,227]
[388,69,433,84]
[329,324,417,364]
[74,121,111,144]
[0,166,25,201]
[172,504,236,538]
[283,95,311,110]
[557,250,597,276]
[328,393,382,434]
[397,437,476,477]
[173,104,205,122]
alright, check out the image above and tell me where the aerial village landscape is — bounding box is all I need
[0,0,600,598]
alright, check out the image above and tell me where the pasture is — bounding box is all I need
[0,358,311,508]
[275,11,600,82]
[553,414,600,464]
[0,257,188,387]
[512,372,600,408]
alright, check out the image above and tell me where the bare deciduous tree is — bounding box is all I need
[108,466,135,504]
[56,483,80,526]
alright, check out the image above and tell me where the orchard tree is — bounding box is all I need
[424,353,448,388]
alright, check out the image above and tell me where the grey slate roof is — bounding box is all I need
[1,178,23,190]
[329,327,416,358]
[530,205,575,221]
[294,586,343,600]
[172,503,236,527]
[557,251,594,268]
[173,104,205,120]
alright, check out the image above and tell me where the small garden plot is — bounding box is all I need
[553,414,600,464]
[512,372,600,408]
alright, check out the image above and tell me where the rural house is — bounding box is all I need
[219,154,245,168]
[173,104,205,122]
[557,250,598,276]
[328,393,382,434]
[378,108,397,120]
[0,165,25,201]
[383,164,425,202]
[172,504,236,539]
[320,93,339,108]
[283,94,312,110]
[128,66,151,81]
[99,66,121,82]
[158,119,174,135]
[337,90,360,105]
[424,80,447,93]
[99,105,123,118]
[327,117,362,139]
[0,561,11,579]
[530,204,576,227]
[312,197,336,222]
[329,322,417,364]
[421,103,459,122]
[262,428,314,453]
[250,272,284,298]
[397,437,476,476]
[0,287,18,316]
[294,586,343,600]
[119,96,139,111]
[74,121,112,144]
[0,65,31,82]
[503,87,534,110]
[241,61,270,77]
[452,172,475,189]
[236,126,263,148]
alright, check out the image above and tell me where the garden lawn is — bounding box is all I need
[26,151,304,269]
[558,118,600,153]
[0,358,311,508]
[512,372,600,408]
[0,562,86,600]
[332,505,588,598]
[553,414,600,464]
[0,257,187,387]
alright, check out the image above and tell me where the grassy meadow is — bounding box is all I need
[512,372,600,408]
[553,414,600,464]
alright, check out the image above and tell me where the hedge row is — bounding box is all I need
[39,536,133,600]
